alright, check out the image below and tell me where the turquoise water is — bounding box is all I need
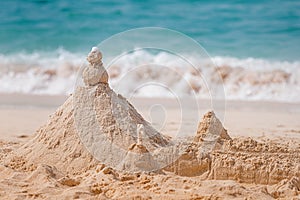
[0,0,299,61]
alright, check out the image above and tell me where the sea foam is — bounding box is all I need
[0,49,299,102]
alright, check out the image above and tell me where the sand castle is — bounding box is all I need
[1,47,299,199]
[74,47,172,172]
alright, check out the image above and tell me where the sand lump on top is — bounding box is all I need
[0,48,299,199]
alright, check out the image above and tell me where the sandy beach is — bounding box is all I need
[0,93,299,199]
[1,94,299,141]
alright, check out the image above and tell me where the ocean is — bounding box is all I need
[0,0,299,102]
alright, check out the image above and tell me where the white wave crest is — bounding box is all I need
[0,49,299,102]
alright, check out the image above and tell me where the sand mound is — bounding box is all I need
[163,111,231,176]
[73,82,171,172]
[74,47,173,172]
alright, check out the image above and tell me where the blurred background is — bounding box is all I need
[0,0,299,102]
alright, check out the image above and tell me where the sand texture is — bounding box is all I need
[0,94,299,199]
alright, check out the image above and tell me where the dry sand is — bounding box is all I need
[0,93,300,199]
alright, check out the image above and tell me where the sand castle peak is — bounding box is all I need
[87,46,102,66]
[83,47,108,86]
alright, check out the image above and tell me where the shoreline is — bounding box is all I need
[1,93,299,110]
[1,93,299,143]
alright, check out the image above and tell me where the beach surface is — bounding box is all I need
[0,93,299,199]
[1,94,299,142]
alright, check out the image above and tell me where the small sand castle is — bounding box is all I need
[2,48,299,199]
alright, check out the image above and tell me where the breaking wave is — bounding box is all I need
[0,49,299,102]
